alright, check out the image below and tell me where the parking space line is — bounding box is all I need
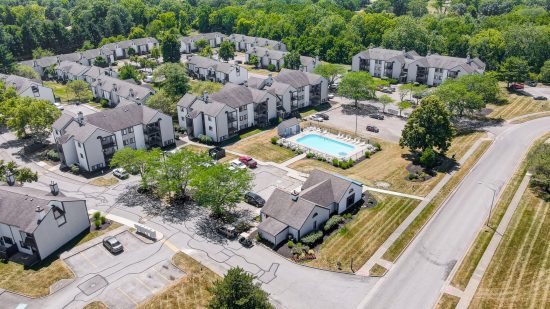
[81,251,98,268]
[154,268,171,282]
[163,240,179,253]
[135,277,155,293]
[117,287,137,305]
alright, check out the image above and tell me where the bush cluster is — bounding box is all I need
[270,137,279,144]
[323,215,343,232]
[301,230,323,246]
[47,149,60,161]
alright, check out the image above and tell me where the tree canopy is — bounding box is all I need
[208,267,272,309]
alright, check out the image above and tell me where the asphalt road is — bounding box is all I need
[358,117,550,309]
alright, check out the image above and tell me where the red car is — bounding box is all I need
[239,156,257,168]
[510,83,524,90]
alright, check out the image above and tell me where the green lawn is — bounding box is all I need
[226,129,296,163]
[44,81,93,104]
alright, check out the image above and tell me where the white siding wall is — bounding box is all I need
[337,183,363,214]
[61,138,78,166]
[298,206,330,239]
[133,124,145,149]
[82,130,108,171]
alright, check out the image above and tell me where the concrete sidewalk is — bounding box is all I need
[455,173,532,308]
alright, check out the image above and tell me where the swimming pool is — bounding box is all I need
[296,134,356,157]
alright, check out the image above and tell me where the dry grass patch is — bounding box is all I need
[138,252,220,309]
[471,188,550,308]
[227,129,296,163]
[290,132,484,196]
[84,301,109,309]
[383,140,492,262]
[510,111,550,124]
[435,293,460,309]
[488,94,550,120]
[369,263,388,276]
[89,176,119,187]
[183,144,237,163]
[308,194,419,273]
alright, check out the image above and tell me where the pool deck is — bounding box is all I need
[285,128,371,161]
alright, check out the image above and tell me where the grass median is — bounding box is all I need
[382,139,493,262]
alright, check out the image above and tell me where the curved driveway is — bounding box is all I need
[358,117,550,309]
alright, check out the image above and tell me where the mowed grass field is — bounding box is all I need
[471,188,550,309]
[227,129,297,163]
[290,132,484,197]
[488,93,550,120]
[44,81,93,104]
[138,253,220,309]
[307,194,419,273]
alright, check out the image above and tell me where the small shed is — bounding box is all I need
[277,118,301,137]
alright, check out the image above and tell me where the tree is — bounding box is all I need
[528,143,550,193]
[195,39,208,50]
[32,47,54,59]
[192,164,253,217]
[13,65,39,79]
[397,100,412,117]
[469,29,505,71]
[14,167,38,184]
[499,57,530,87]
[153,63,190,97]
[93,56,109,68]
[378,94,394,113]
[127,47,136,56]
[435,79,484,116]
[146,90,178,117]
[119,64,140,82]
[110,148,161,190]
[218,40,235,61]
[67,80,89,103]
[0,45,15,74]
[0,97,61,139]
[128,26,146,39]
[79,40,95,51]
[199,45,213,57]
[314,63,346,87]
[150,47,160,60]
[400,96,455,154]
[208,267,272,309]
[408,0,429,17]
[338,72,377,134]
[248,55,259,68]
[539,60,550,84]
[283,51,301,70]
[161,34,181,63]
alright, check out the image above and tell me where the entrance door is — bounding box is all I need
[346,194,355,207]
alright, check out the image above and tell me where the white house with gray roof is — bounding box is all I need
[0,185,89,261]
[227,34,287,52]
[352,47,486,86]
[177,83,277,142]
[258,169,363,246]
[180,32,226,53]
[52,104,175,171]
[274,69,328,110]
[248,74,296,118]
[0,74,55,103]
[245,47,320,72]
[187,55,248,85]
[90,75,154,106]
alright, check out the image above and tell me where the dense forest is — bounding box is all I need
[1,0,550,75]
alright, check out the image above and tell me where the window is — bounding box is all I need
[239,105,247,112]
[128,127,134,133]
[80,153,84,159]
[2,236,13,245]
[122,129,127,135]
[208,116,212,121]
[53,206,66,226]
[312,212,318,218]
[77,142,81,148]
[19,232,30,249]
[130,137,135,143]
[208,126,213,131]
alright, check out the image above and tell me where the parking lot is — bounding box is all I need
[65,231,144,277]
[321,105,406,143]
[522,85,550,98]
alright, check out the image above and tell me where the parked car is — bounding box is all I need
[53,102,64,110]
[366,125,379,133]
[239,156,257,168]
[328,93,335,99]
[217,225,238,239]
[208,147,226,160]
[235,60,243,64]
[113,168,129,179]
[510,83,524,90]
[316,113,329,120]
[103,236,124,254]
[381,87,392,94]
[369,113,384,120]
[526,80,538,87]
[244,192,265,207]
[534,96,547,100]
[309,115,324,122]
[239,236,253,248]
[229,159,246,170]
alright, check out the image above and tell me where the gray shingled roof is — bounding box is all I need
[180,32,225,44]
[35,56,59,68]
[58,53,82,63]
[84,104,160,133]
[83,66,113,80]
[57,61,90,77]
[301,169,360,203]
[278,117,300,130]
[0,74,42,95]
[258,217,288,236]
[188,56,236,74]
[247,47,287,60]
[52,112,75,131]
[92,76,153,101]
[275,69,322,88]
[0,186,78,233]
[211,83,270,108]
[261,188,317,230]
[177,93,198,108]
[357,48,406,61]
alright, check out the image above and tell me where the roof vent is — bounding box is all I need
[291,195,299,202]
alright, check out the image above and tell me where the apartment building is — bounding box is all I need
[177,83,277,142]
[245,47,320,72]
[52,105,175,172]
[179,32,226,53]
[187,55,248,85]
[227,34,287,52]
[248,74,296,119]
[0,73,55,103]
[352,47,486,86]
[274,69,329,111]
[90,75,154,106]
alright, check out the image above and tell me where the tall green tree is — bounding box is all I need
[0,97,61,139]
[67,80,89,103]
[435,79,484,116]
[119,64,140,82]
[208,267,272,309]
[110,148,161,190]
[314,63,346,87]
[32,47,54,59]
[153,63,189,97]
[378,94,394,113]
[161,33,181,63]
[218,40,235,61]
[93,56,109,68]
[528,143,550,193]
[499,57,530,87]
[539,60,550,84]
[283,51,301,70]
[338,71,377,134]
[400,96,455,154]
[191,164,252,217]
[0,45,15,74]
[146,90,178,117]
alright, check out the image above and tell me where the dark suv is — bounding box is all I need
[369,113,384,120]
[366,125,379,133]
[244,192,265,207]
[208,147,226,160]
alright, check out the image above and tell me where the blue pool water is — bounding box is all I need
[296,134,355,157]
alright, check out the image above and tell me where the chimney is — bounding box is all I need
[466,53,472,64]
[129,88,134,97]
[243,80,248,87]
[202,91,209,102]
[266,74,273,86]
[113,83,118,92]
[36,206,45,223]
[77,111,85,126]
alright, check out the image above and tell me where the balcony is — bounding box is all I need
[144,126,160,135]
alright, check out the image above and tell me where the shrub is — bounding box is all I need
[287,240,295,248]
[324,215,343,231]
[339,225,349,236]
[267,64,276,71]
[306,152,315,159]
[235,221,251,233]
[364,151,371,159]
[100,98,109,108]
[93,211,101,220]
[419,148,437,168]
[348,158,354,167]
[301,230,323,246]
[270,137,279,144]
[332,158,339,166]
[198,134,213,144]
[291,243,309,256]
[343,213,352,220]
[94,219,101,229]
[374,142,382,151]
[100,215,106,225]
[408,172,418,180]
[47,149,60,161]
[340,161,349,169]
[70,164,80,174]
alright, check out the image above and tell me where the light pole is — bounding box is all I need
[478,181,499,229]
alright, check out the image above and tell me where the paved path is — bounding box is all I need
[357,117,550,309]
[455,173,532,308]
[356,136,491,276]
